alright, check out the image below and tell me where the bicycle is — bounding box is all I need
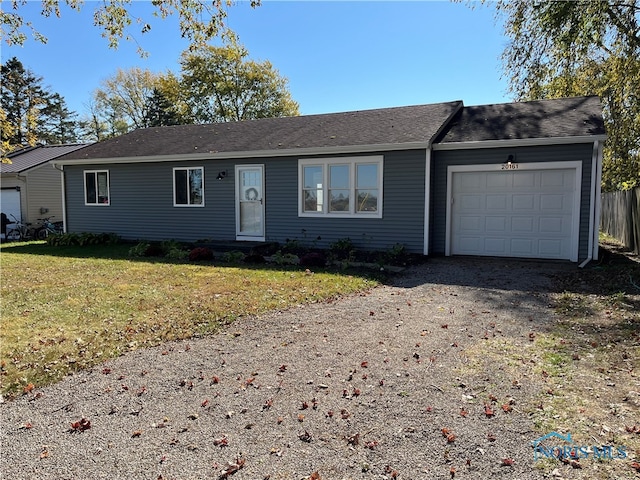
[36,216,63,240]
[5,214,35,241]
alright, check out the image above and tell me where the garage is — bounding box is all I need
[446,162,582,261]
[1,187,21,221]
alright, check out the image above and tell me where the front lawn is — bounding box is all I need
[0,242,378,398]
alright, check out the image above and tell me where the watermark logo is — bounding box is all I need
[532,431,627,462]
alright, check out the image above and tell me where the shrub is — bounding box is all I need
[299,251,327,267]
[166,247,189,260]
[271,251,299,265]
[329,237,355,261]
[221,250,246,263]
[144,244,165,257]
[188,247,214,261]
[46,232,120,247]
[128,242,150,257]
[244,254,266,264]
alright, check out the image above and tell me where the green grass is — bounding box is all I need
[0,242,379,398]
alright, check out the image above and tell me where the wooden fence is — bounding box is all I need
[600,187,640,255]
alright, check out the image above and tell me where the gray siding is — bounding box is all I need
[64,149,428,253]
[431,143,594,262]
[25,163,64,225]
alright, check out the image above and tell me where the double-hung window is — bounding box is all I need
[84,170,110,205]
[299,156,383,217]
[173,167,204,206]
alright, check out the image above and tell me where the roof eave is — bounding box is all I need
[433,134,607,151]
[52,141,432,166]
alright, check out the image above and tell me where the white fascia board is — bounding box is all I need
[51,142,431,167]
[432,135,607,151]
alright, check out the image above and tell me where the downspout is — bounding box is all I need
[52,162,67,233]
[578,140,601,268]
[423,148,432,255]
[592,141,603,261]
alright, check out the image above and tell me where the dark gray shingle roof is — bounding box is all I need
[1,144,89,173]
[57,102,463,161]
[435,96,605,144]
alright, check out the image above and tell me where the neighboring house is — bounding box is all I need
[0,144,88,236]
[52,96,606,264]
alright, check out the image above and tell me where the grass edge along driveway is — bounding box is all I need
[0,243,378,398]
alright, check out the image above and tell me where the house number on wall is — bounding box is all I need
[501,162,519,170]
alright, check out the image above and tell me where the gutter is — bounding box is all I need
[433,134,607,151]
[51,141,433,167]
[423,101,464,256]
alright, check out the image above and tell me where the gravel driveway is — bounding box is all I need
[1,257,576,479]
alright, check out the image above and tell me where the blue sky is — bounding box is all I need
[2,1,512,118]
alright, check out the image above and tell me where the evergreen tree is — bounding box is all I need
[143,88,183,127]
[1,57,47,147]
[39,93,79,144]
[1,57,80,155]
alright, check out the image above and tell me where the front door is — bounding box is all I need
[236,165,265,241]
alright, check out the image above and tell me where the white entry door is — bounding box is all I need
[236,165,265,241]
[447,163,581,261]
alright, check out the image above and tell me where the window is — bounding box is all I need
[299,156,382,217]
[84,170,110,205]
[174,167,204,206]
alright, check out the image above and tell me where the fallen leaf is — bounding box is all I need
[219,457,245,478]
[213,436,228,447]
[69,418,91,433]
[484,404,495,417]
[201,399,209,408]
[460,408,468,417]
[501,458,514,466]
[450,466,456,478]
[346,433,360,445]
[131,430,142,438]
[309,472,321,480]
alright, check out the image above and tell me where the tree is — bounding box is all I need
[94,67,161,131]
[144,88,183,127]
[1,0,260,55]
[180,41,300,123]
[1,57,47,148]
[1,57,79,161]
[488,0,640,191]
[39,93,79,143]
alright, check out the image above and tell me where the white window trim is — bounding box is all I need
[83,169,110,206]
[298,156,383,218]
[173,166,205,207]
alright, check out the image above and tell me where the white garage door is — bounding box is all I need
[1,188,21,221]
[449,166,579,261]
